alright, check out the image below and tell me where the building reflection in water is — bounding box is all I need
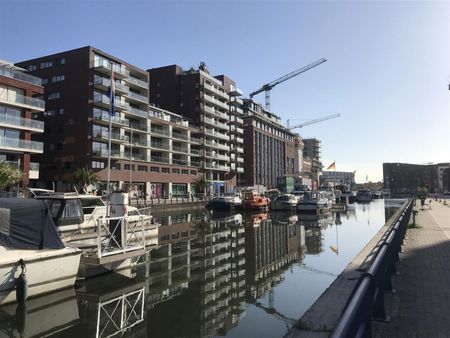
[0,203,393,338]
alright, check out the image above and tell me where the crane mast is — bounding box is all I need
[249,58,327,110]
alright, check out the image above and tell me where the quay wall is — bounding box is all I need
[284,201,408,338]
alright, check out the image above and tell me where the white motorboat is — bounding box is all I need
[206,193,242,209]
[269,194,298,211]
[297,191,333,214]
[0,198,81,305]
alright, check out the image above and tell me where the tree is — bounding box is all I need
[191,176,208,194]
[72,167,99,192]
[0,161,21,190]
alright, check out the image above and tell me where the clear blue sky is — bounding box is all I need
[1,0,449,182]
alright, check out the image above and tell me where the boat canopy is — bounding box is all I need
[0,198,64,250]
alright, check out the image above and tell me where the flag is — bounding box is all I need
[107,64,115,116]
[327,161,336,170]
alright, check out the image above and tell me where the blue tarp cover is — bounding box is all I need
[0,198,64,250]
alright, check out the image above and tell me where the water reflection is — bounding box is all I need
[0,200,401,338]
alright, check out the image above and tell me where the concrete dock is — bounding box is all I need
[374,199,450,337]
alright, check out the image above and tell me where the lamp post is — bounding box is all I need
[129,129,133,191]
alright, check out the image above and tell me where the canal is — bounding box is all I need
[0,199,403,337]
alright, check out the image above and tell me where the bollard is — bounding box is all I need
[413,210,418,226]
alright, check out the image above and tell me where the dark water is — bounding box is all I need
[0,199,402,338]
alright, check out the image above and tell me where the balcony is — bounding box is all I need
[94,60,129,78]
[205,163,230,172]
[130,152,149,162]
[151,142,170,151]
[203,82,229,100]
[96,149,127,159]
[228,85,243,97]
[190,148,201,156]
[237,167,244,173]
[151,128,170,138]
[0,114,44,133]
[236,146,244,153]
[205,140,230,151]
[94,112,129,127]
[0,137,43,153]
[203,94,229,111]
[0,92,45,112]
[230,116,244,124]
[204,129,229,141]
[0,66,42,86]
[94,131,129,143]
[127,91,148,104]
[190,137,202,145]
[203,105,228,120]
[124,76,148,89]
[230,135,244,143]
[151,155,170,164]
[172,131,188,141]
[93,92,130,111]
[172,145,189,154]
[94,77,129,94]
[229,97,243,106]
[230,106,244,115]
[237,157,244,163]
[205,152,230,161]
[130,122,148,132]
[172,158,190,166]
[126,106,147,118]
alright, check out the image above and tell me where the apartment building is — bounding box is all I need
[17,47,200,196]
[148,63,245,193]
[242,99,296,189]
[0,61,45,188]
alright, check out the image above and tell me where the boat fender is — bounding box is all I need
[15,302,27,334]
[16,259,28,304]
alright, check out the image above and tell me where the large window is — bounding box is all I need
[172,184,187,196]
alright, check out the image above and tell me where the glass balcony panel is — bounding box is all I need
[0,137,43,153]
[0,114,44,132]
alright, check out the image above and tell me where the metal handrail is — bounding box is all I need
[331,197,414,338]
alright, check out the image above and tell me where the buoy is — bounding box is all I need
[16,259,28,304]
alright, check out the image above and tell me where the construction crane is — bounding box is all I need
[287,113,340,130]
[249,58,327,111]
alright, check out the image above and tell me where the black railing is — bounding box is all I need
[331,197,414,338]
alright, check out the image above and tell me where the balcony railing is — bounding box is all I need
[203,82,229,100]
[172,146,189,153]
[172,158,190,166]
[127,91,148,103]
[124,76,148,89]
[94,77,130,94]
[94,59,129,78]
[0,137,43,153]
[203,94,229,111]
[0,92,45,111]
[128,106,148,118]
[0,114,44,132]
[151,142,170,150]
[151,156,170,164]
[94,112,129,126]
[0,66,42,86]
[151,128,170,137]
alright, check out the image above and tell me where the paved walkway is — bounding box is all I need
[374,199,450,338]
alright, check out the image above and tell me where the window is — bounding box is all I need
[49,144,55,150]
[182,169,189,175]
[92,161,105,169]
[150,166,159,173]
[172,168,180,174]
[190,170,197,175]
[138,165,147,172]
[40,61,53,69]
[59,108,64,115]
[57,57,65,65]
[56,143,63,150]
[162,167,170,173]
[48,92,60,100]
[28,65,37,71]
[41,78,48,85]
[44,110,55,117]
[52,75,65,82]
[124,164,135,171]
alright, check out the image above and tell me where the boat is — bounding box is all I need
[340,191,356,203]
[36,193,154,235]
[356,189,372,203]
[0,198,81,305]
[297,191,333,214]
[206,193,242,210]
[371,190,384,199]
[269,194,298,211]
[242,190,270,210]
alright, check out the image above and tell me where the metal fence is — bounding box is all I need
[331,197,414,338]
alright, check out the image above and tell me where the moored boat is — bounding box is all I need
[0,198,81,305]
[297,191,332,214]
[206,193,242,210]
[242,191,270,210]
[269,194,297,211]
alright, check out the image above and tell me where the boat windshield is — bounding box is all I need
[80,197,105,214]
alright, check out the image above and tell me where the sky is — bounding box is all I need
[1,0,449,183]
